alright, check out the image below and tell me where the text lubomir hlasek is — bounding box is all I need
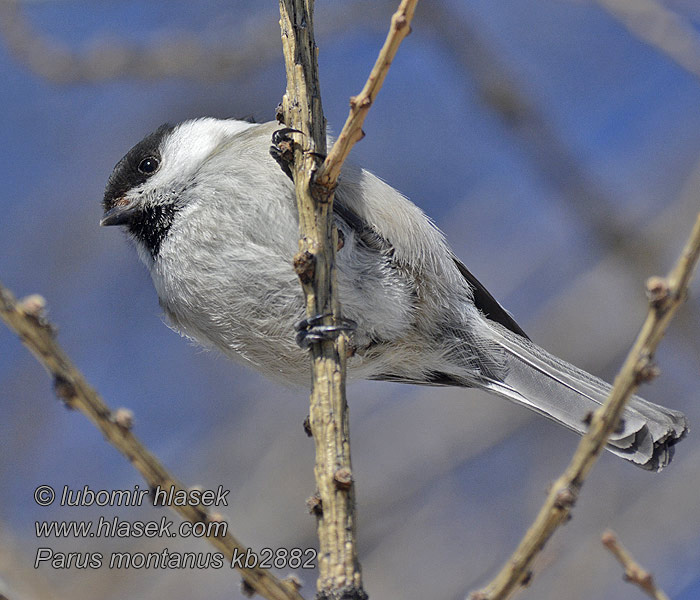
[58,485,229,507]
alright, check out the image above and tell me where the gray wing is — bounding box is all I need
[333,200,528,339]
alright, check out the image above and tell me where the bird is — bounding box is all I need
[101,117,688,471]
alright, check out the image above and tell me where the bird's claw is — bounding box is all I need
[295,313,357,350]
[270,128,303,179]
[272,127,303,147]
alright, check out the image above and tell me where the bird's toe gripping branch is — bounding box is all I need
[269,127,303,180]
[295,313,357,350]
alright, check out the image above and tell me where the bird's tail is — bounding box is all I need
[481,322,689,471]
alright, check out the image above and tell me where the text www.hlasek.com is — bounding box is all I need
[36,516,225,539]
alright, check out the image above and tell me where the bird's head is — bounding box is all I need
[101,118,254,259]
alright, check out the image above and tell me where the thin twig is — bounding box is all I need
[314,0,419,193]
[0,283,304,600]
[278,1,364,598]
[470,210,700,600]
[602,530,671,600]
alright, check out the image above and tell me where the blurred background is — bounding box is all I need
[1,0,700,598]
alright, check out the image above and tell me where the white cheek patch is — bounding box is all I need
[144,118,257,202]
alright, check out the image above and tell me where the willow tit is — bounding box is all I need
[101,117,688,471]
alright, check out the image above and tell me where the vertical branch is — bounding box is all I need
[277,1,364,598]
[278,1,418,596]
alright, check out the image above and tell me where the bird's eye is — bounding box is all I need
[138,157,159,174]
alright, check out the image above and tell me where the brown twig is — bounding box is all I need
[314,0,419,193]
[0,283,304,600]
[470,209,700,600]
[602,530,671,600]
[278,1,364,598]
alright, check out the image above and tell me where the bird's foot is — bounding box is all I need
[295,313,357,349]
[269,128,303,180]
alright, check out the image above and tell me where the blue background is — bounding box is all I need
[1,1,700,599]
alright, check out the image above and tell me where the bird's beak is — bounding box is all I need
[100,198,141,227]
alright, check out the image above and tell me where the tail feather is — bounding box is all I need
[482,322,688,471]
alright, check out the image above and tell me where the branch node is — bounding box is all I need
[349,95,372,110]
[303,415,313,437]
[311,175,337,200]
[0,286,14,311]
[635,353,660,384]
[283,575,303,592]
[646,275,671,309]
[312,182,334,204]
[293,250,316,284]
[53,374,77,408]
[306,493,323,516]
[240,578,256,598]
[520,569,533,587]
[110,407,134,430]
[601,530,616,546]
[18,293,46,318]
[19,293,55,335]
[333,467,353,489]
[553,486,576,511]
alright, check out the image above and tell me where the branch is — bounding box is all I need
[0,283,304,600]
[278,1,363,598]
[602,530,671,600]
[277,1,419,597]
[470,209,700,600]
[314,0,419,192]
